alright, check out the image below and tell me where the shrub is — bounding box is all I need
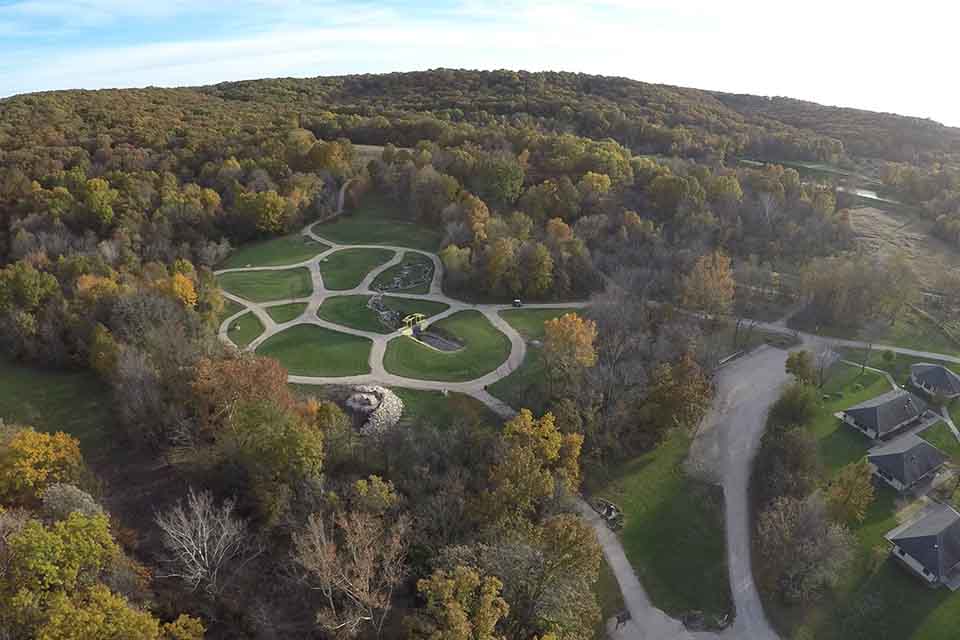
[41,483,104,521]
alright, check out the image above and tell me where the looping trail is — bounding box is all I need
[214,220,586,417]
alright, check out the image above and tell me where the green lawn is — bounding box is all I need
[489,308,580,414]
[764,362,960,639]
[220,234,328,269]
[313,194,443,251]
[0,359,113,459]
[319,248,395,290]
[791,307,960,358]
[500,308,577,340]
[811,363,889,473]
[266,303,308,324]
[317,295,449,334]
[391,388,498,429]
[217,268,312,302]
[217,299,245,325]
[383,311,511,382]
[594,558,626,638]
[257,325,372,377]
[226,312,264,349]
[842,348,960,387]
[592,430,731,623]
[371,251,435,294]
[920,421,960,463]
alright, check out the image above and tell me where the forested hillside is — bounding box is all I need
[0,69,955,639]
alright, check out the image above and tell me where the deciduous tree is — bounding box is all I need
[407,566,509,640]
[825,459,875,524]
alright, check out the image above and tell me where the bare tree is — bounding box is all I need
[293,510,410,639]
[814,343,839,388]
[155,488,253,596]
[859,319,888,374]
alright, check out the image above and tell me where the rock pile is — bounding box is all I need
[345,385,404,436]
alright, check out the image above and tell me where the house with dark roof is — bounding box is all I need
[911,364,960,400]
[868,434,947,492]
[840,389,929,440]
[886,503,960,589]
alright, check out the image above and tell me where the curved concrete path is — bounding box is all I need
[216,220,960,640]
[215,222,586,417]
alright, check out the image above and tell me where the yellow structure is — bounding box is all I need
[403,313,427,331]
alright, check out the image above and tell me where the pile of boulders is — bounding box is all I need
[345,385,404,436]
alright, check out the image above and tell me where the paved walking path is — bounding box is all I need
[215,222,585,418]
[216,220,960,640]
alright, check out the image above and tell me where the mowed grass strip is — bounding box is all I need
[391,388,499,429]
[0,359,112,459]
[220,234,328,268]
[257,325,371,376]
[500,308,578,340]
[372,251,434,294]
[266,303,308,324]
[227,312,264,349]
[317,295,450,334]
[217,267,312,302]
[593,430,731,621]
[314,194,443,251]
[383,310,510,382]
[319,248,395,290]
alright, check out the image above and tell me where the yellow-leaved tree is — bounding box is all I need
[0,426,83,505]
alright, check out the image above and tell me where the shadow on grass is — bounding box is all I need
[592,433,732,623]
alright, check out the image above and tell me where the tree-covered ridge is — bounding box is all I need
[715,92,960,164]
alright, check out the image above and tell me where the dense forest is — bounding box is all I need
[0,69,956,639]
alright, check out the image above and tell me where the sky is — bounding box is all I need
[2,0,958,126]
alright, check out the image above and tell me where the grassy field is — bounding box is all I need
[764,362,960,639]
[314,194,443,252]
[792,307,960,358]
[392,388,499,429]
[0,359,113,459]
[489,308,577,414]
[257,325,372,376]
[220,234,328,269]
[217,268,312,302]
[383,311,511,382]
[319,248,395,290]
[371,251,434,294]
[217,299,244,325]
[811,363,890,473]
[842,348,960,385]
[500,308,577,339]
[317,295,449,334]
[590,430,731,623]
[226,312,264,349]
[594,558,627,638]
[920,421,960,463]
[266,303,308,324]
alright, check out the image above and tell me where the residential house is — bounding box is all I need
[911,364,960,400]
[867,434,947,492]
[886,503,960,589]
[841,389,928,440]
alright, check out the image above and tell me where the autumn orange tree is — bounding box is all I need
[191,354,293,435]
[542,312,597,396]
[680,250,735,319]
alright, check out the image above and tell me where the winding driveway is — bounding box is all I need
[216,220,960,640]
